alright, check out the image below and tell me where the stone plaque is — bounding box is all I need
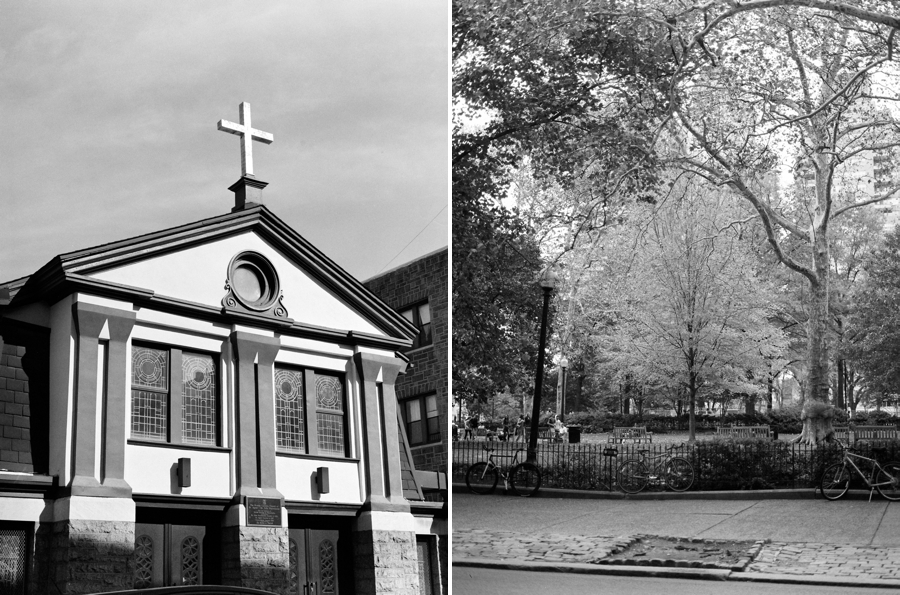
[246,497,282,527]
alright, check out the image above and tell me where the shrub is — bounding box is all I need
[867,410,894,424]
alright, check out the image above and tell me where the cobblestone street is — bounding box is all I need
[750,542,900,580]
[455,528,900,580]
[454,529,634,564]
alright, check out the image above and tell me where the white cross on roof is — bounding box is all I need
[217,102,273,177]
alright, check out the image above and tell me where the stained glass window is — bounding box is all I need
[131,346,169,441]
[275,367,305,453]
[316,375,345,456]
[131,343,219,447]
[181,353,217,445]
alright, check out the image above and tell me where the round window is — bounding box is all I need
[227,251,280,311]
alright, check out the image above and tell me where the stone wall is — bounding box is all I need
[363,248,448,474]
[353,530,420,595]
[222,525,290,594]
[0,318,50,473]
[33,520,135,595]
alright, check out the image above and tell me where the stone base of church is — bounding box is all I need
[33,519,135,595]
[352,528,420,595]
[222,525,290,594]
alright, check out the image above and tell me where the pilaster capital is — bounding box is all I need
[72,301,136,340]
[230,331,281,366]
[353,352,407,387]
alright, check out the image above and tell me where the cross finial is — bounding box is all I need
[217,102,273,177]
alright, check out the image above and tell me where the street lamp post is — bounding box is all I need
[527,269,558,464]
[558,357,569,422]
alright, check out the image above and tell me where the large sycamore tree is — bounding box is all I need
[662,3,900,442]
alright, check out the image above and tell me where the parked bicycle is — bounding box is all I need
[820,439,900,501]
[465,445,542,497]
[617,444,695,494]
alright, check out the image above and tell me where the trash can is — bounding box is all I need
[567,425,582,444]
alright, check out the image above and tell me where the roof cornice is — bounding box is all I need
[55,273,411,350]
[1,206,418,342]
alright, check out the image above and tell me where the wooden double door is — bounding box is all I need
[289,528,340,595]
[134,523,206,588]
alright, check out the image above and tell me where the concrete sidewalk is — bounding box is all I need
[452,491,900,588]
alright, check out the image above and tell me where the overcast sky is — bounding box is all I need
[0,1,448,283]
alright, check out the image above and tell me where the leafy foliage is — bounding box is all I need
[849,228,900,396]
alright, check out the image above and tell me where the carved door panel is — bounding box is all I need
[134,523,204,587]
[134,524,164,588]
[169,524,204,586]
[289,528,339,595]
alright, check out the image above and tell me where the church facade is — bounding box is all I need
[0,176,446,594]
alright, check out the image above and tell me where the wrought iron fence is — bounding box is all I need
[452,439,900,492]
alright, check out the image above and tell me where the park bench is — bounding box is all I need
[716,425,771,439]
[608,426,652,443]
[833,425,899,443]
[522,426,560,442]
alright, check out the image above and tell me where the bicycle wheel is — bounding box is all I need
[875,462,900,501]
[820,462,851,500]
[665,457,695,492]
[466,462,498,495]
[618,459,649,494]
[509,462,542,497]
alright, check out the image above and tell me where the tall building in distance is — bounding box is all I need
[795,147,899,229]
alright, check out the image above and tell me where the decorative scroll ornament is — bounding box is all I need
[221,251,290,319]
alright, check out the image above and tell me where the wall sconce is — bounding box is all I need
[177,458,191,488]
[316,467,329,494]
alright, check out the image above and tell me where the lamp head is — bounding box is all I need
[560,357,569,369]
[539,268,559,290]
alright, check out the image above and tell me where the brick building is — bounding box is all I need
[364,248,448,475]
[0,175,447,595]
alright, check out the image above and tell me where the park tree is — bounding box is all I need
[451,192,544,405]
[661,3,900,443]
[453,0,675,411]
[454,0,900,444]
[602,173,788,441]
[848,227,900,399]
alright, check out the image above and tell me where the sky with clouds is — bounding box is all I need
[0,1,448,283]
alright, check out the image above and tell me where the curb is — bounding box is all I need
[453,557,900,589]
[453,483,886,500]
[730,572,900,589]
[453,557,730,581]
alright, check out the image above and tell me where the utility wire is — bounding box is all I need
[378,204,447,273]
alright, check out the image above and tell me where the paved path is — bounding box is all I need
[453,493,900,584]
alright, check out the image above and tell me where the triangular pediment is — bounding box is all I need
[2,206,416,343]
[91,230,386,335]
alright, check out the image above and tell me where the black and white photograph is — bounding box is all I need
[452,1,900,593]
[0,2,448,594]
